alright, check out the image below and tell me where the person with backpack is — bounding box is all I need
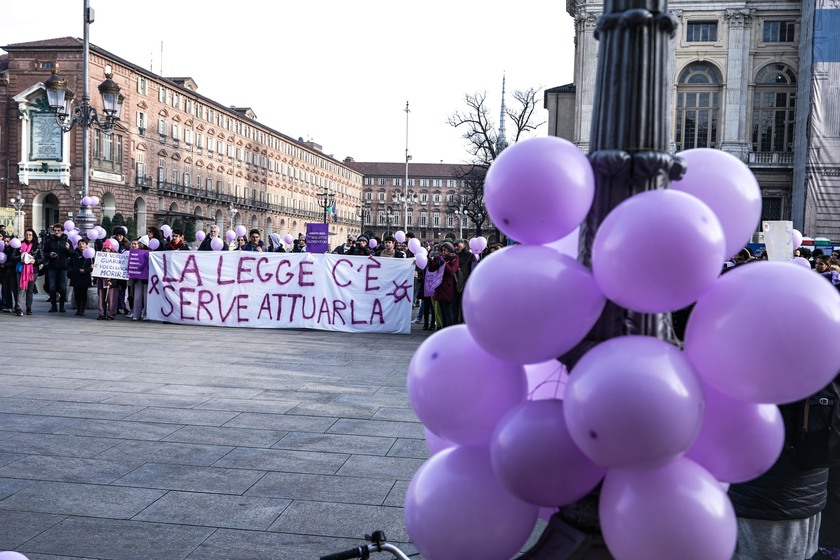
[728,373,840,560]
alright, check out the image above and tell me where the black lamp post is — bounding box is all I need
[384,207,395,237]
[9,191,25,234]
[43,0,123,236]
[356,205,370,237]
[317,190,335,224]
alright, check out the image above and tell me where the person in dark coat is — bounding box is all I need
[347,235,372,256]
[68,238,94,316]
[198,225,229,251]
[427,242,459,329]
[728,401,830,559]
[42,223,72,312]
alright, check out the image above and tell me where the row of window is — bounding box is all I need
[674,62,796,153]
[363,191,462,205]
[373,212,468,228]
[685,19,796,43]
[363,177,462,187]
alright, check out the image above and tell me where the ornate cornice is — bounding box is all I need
[724,8,756,28]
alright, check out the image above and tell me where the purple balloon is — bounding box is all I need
[405,447,538,560]
[235,225,247,238]
[195,230,206,242]
[284,234,294,244]
[0,253,6,264]
[463,245,606,364]
[0,552,31,560]
[564,336,704,469]
[484,136,594,244]
[407,238,422,254]
[475,236,488,252]
[686,384,784,483]
[210,237,224,251]
[63,220,75,231]
[672,148,762,259]
[491,400,607,507]
[792,229,803,250]
[161,224,172,238]
[599,458,737,560]
[81,196,91,206]
[90,195,100,206]
[414,253,428,269]
[593,189,725,313]
[0,240,5,251]
[9,238,21,249]
[407,325,527,446]
[148,238,160,250]
[793,256,811,269]
[87,230,98,241]
[425,427,455,455]
[685,261,840,404]
[368,238,378,249]
[82,247,96,259]
[525,359,569,401]
[394,230,406,243]
[225,230,236,242]
[469,237,479,250]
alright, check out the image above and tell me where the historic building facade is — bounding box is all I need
[344,160,479,242]
[0,38,363,242]
[550,0,840,239]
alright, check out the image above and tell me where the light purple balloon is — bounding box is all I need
[469,237,479,250]
[544,226,580,258]
[407,238,422,254]
[0,253,6,264]
[475,236,488,252]
[685,261,840,403]
[672,148,762,259]
[686,384,784,483]
[405,446,538,560]
[593,189,725,313]
[64,220,75,231]
[90,196,100,206]
[235,225,247,238]
[368,238,378,249]
[81,196,91,206]
[484,136,594,244]
[9,238,21,249]
[525,359,569,401]
[82,247,96,259]
[491,400,607,507]
[161,224,172,238]
[425,427,455,455]
[148,238,160,250]
[792,229,803,250]
[407,325,527,446]
[463,245,606,364]
[414,253,428,269]
[95,226,107,239]
[0,552,31,560]
[0,240,5,251]
[564,336,704,469]
[599,458,737,560]
[195,230,206,242]
[87,230,98,241]
[283,234,294,244]
[394,230,406,243]
[210,237,224,251]
[225,230,236,242]
[793,256,811,269]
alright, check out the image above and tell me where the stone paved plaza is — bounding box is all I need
[0,296,432,559]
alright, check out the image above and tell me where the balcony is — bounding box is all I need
[135,175,153,190]
[748,151,794,167]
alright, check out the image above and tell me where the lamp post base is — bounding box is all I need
[75,206,97,237]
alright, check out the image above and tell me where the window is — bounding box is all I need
[172,124,180,141]
[171,163,179,184]
[432,193,441,205]
[761,197,783,221]
[407,214,413,226]
[157,118,168,137]
[675,62,721,151]
[432,179,442,187]
[158,86,167,103]
[420,192,429,203]
[184,130,193,145]
[420,212,427,226]
[433,213,440,227]
[38,61,55,70]
[393,178,402,186]
[158,159,165,181]
[378,191,386,201]
[763,21,795,43]
[137,77,148,95]
[365,191,372,201]
[752,64,796,153]
[184,172,191,188]
[407,178,415,187]
[447,179,457,188]
[172,93,181,110]
[377,178,387,185]
[686,21,718,42]
[419,179,430,187]
[137,152,146,177]
[136,111,146,133]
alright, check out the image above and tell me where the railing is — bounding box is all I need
[748,151,794,165]
[135,175,153,189]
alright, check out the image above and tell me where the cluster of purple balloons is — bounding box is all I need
[404,137,840,560]
[80,195,100,207]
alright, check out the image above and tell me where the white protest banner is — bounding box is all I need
[91,251,129,279]
[762,220,794,262]
[146,252,415,334]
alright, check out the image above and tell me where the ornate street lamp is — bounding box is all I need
[9,191,25,235]
[397,191,417,232]
[317,190,335,224]
[43,0,123,236]
[403,101,412,230]
[228,202,237,231]
[385,207,395,237]
[356,205,370,237]
[453,205,465,240]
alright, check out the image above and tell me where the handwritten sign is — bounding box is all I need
[145,252,414,334]
[92,251,129,279]
[762,220,794,262]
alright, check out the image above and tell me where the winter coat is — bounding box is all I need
[428,253,459,303]
[68,250,94,289]
[42,234,73,269]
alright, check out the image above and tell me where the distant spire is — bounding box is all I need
[497,74,509,154]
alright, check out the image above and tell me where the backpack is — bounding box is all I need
[454,268,465,293]
[789,375,840,469]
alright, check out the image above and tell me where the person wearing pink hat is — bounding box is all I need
[96,239,120,320]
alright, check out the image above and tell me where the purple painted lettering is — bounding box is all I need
[274,259,294,285]
[149,274,161,295]
[317,298,333,324]
[161,285,176,317]
[179,287,196,320]
[216,255,235,285]
[235,294,249,323]
[257,293,273,320]
[237,256,256,284]
[331,259,352,288]
[180,254,203,286]
[370,298,384,324]
[255,257,271,282]
[217,293,237,321]
[162,253,178,283]
[365,258,382,292]
[197,289,214,321]
[301,296,316,319]
[332,300,347,325]
[298,260,315,287]
[350,300,367,325]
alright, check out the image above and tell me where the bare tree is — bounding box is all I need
[446,87,545,238]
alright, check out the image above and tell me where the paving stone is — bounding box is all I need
[0,413,84,434]
[0,509,66,550]
[0,397,52,414]
[101,393,212,408]
[383,480,410,507]
[123,407,240,426]
[53,419,184,441]
[285,401,380,419]
[0,477,35,500]
[223,412,337,433]
[0,456,138,484]
[335,454,425,481]
[1,433,122,458]
[0,481,165,518]
[161,425,287,448]
[185,528,357,560]
[272,432,395,456]
[133,490,290,530]
[112,463,265,494]
[213,447,348,475]
[372,406,419,422]
[34,402,145,420]
[246,472,394,505]
[269,500,408,542]
[327,418,424,439]
[94,440,233,466]
[0,452,28,468]
[20,517,214,560]
[192,398,299,414]
[386,438,430,460]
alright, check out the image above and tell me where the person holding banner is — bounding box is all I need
[197,225,228,251]
[268,232,286,253]
[347,235,372,256]
[167,228,190,251]
[68,238,93,316]
[243,229,267,252]
[96,240,121,320]
[129,237,150,321]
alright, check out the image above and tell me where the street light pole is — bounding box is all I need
[404,101,411,231]
[454,205,464,240]
[356,205,369,237]
[10,191,25,234]
[43,0,123,237]
[317,190,335,224]
[228,202,236,232]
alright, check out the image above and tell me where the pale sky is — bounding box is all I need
[1,1,576,165]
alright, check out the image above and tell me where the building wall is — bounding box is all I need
[1,39,364,244]
[557,1,806,234]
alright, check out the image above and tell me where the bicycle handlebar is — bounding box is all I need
[319,545,368,560]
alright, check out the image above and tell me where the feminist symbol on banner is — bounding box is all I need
[387,280,413,303]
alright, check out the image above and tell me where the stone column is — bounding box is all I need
[720,8,756,161]
[573,10,600,153]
